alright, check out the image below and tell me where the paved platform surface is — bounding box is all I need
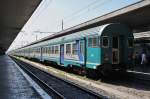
[133,65,150,73]
[0,55,42,99]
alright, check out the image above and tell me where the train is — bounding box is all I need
[10,23,134,77]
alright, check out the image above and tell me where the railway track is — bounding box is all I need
[13,58,65,99]
[101,70,150,89]
[12,57,107,99]
[127,70,150,81]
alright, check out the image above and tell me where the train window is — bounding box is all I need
[66,44,71,54]
[72,43,78,55]
[34,49,36,53]
[88,38,92,47]
[49,47,51,54]
[44,48,46,54]
[37,48,38,53]
[50,47,52,54]
[43,48,45,54]
[88,37,98,47]
[102,37,109,48]
[45,48,47,54]
[128,38,133,47]
[47,47,49,54]
[46,47,48,54]
[52,46,55,54]
[38,48,40,53]
[44,47,47,54]
[43,48,44,54]
[93,37,97,47]
[41,48,43,53]
[41,48,43,54]
[55,46,59,54]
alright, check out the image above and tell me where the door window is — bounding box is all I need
[80,41,84,54]
[128,38,133,47]
[112,36,119,64]
[112,36,118,49]
[112,50,119,64]
[102,37,109,48]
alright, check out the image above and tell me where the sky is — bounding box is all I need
[7,0,141,52]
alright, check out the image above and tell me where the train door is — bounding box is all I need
[77,40,85,64]
[60,44,64,64]
[119,36,124,63]
[112,36,119,64]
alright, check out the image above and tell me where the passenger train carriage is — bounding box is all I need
[11,23,134,76]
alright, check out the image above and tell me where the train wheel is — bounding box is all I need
[81,67,86,76]
[118,68,127,75]
[86,69,99,80]
[72,66,85,76]
[66,64,73,73]
[100,64,112,77]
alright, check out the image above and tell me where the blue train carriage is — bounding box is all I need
[39,38,61,64]
[29,43,42,61]
[39,33,84,67]
[59,23,134,76]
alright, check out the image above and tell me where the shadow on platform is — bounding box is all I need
[133,64,150,73]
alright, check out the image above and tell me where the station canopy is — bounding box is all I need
[0,0,41,53]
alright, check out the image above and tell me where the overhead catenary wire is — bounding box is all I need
[63,0,100,20]
[26,0,53,31]
[55,0,99,29]
[56,0,112,30]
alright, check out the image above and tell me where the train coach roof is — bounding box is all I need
[55,24,109,41]
[20,23,128,49]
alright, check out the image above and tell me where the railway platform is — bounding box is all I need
[0,55,42,99]
[127,64,150,81]
[133,64,150,73]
